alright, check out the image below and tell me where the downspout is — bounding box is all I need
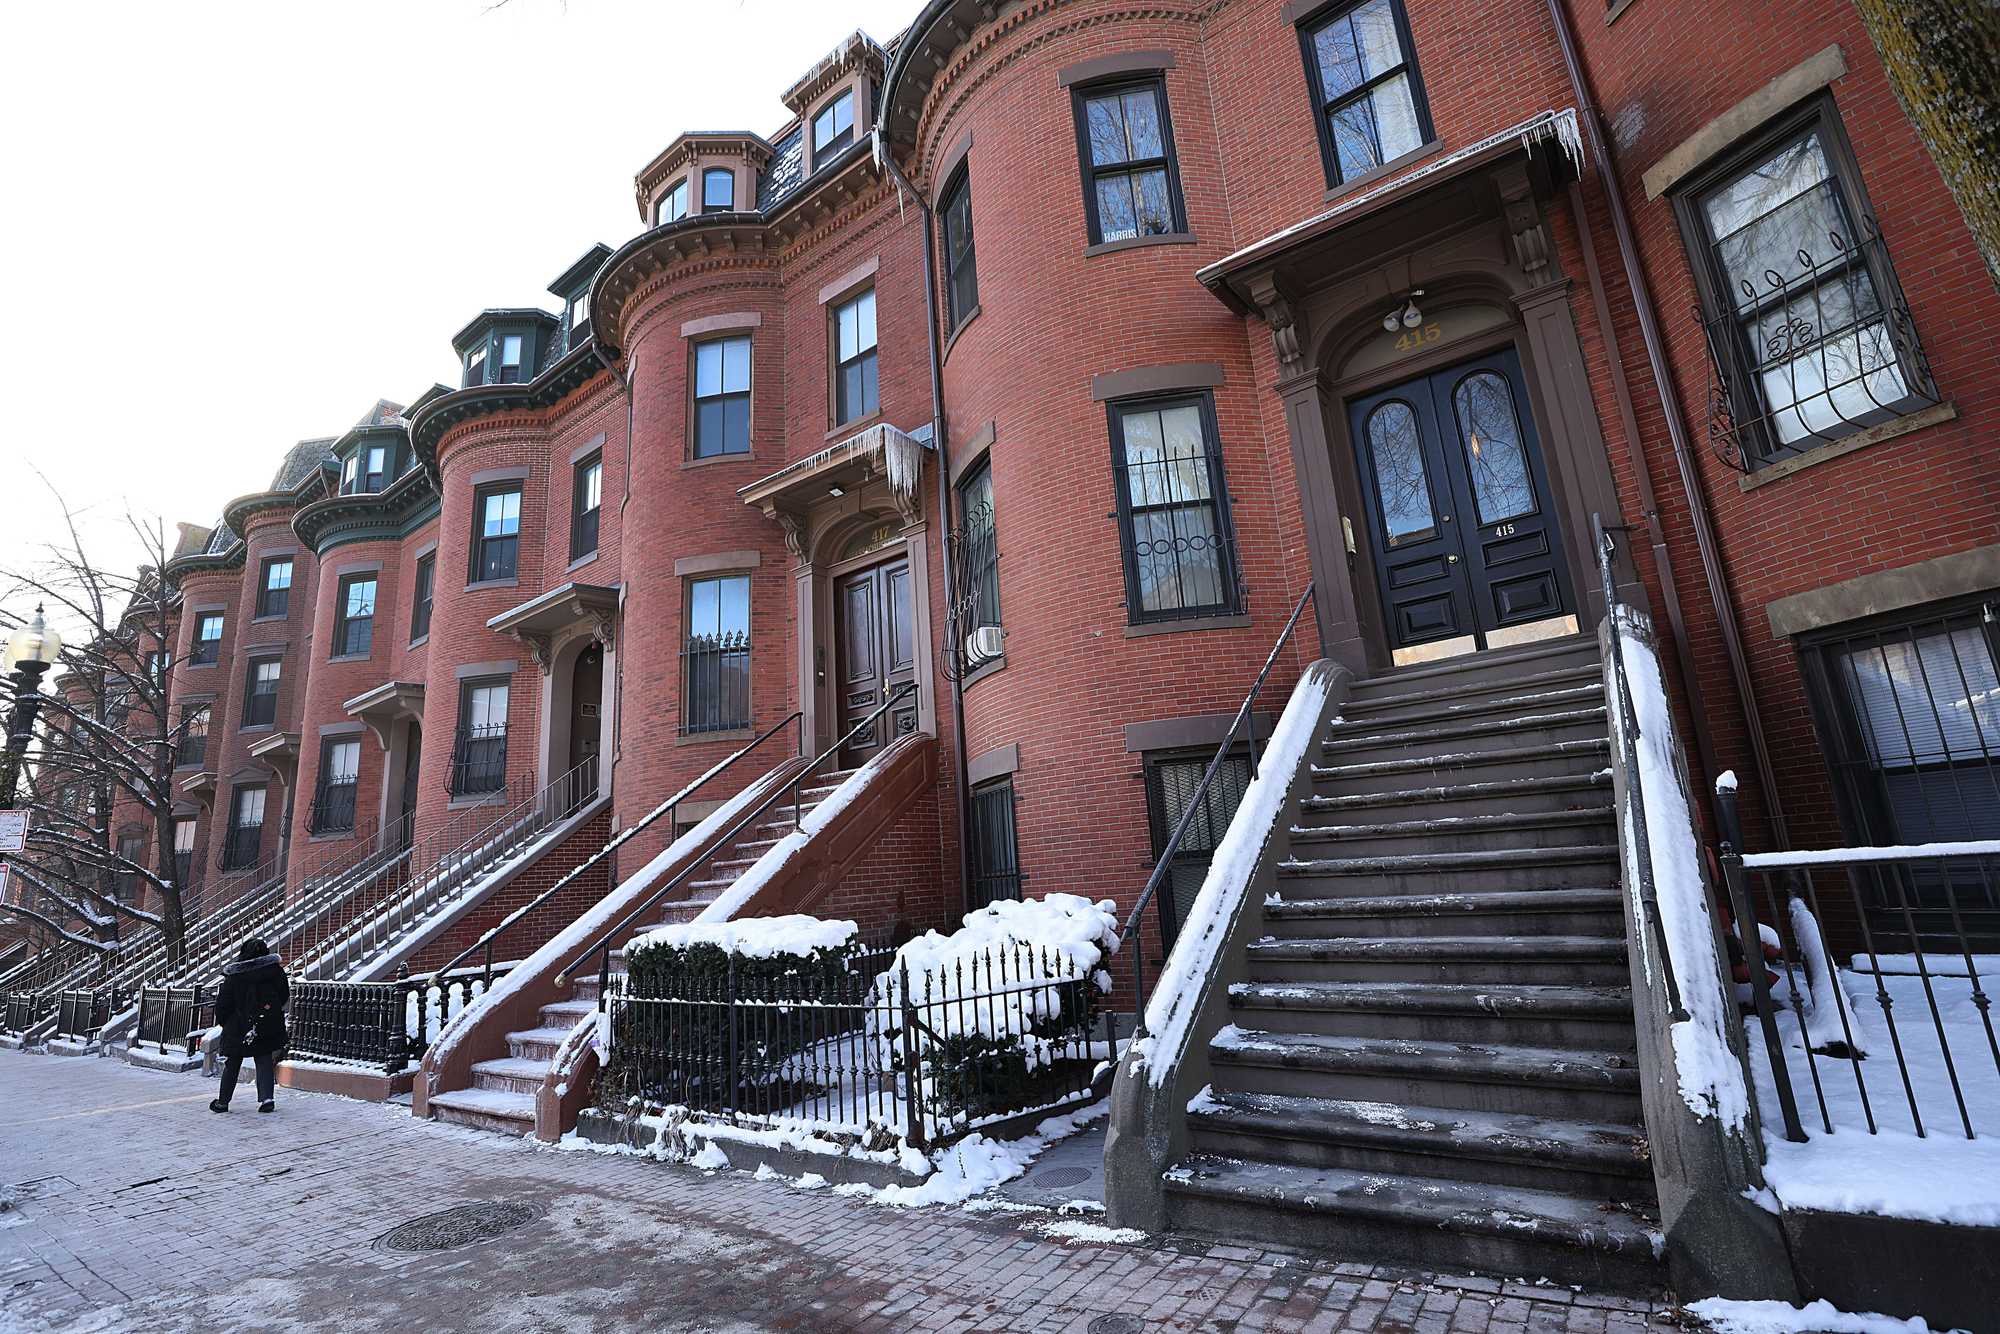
[1542,0,1789,843]
[596,340,636,826]
[874,128,976,911]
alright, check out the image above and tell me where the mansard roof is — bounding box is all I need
[548,244,613,300]
[269,436,337,491]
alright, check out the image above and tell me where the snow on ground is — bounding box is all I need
[1747,970,2000,1226]
[1032,1219,1145,1245]
[1685,1297,1958,1334]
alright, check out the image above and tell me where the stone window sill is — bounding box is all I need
[1737,401,1958,493]
[408,635,430,650]
[961,654,1006,691]
[447,793,506,811]
[240,724,274,735]
[252,614,288,625]
[566,550,599,575]
[464,577,521,593]
[683,449,754,471]
[942,306,981,363]
[1123,612,1252,639]
[326,652,372,665]
[1083,232,1195,259]
[308,830,357,844]
[676,728,754,747]
[184,662,218,672]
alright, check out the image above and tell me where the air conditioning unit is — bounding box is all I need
[964,624,1004,663]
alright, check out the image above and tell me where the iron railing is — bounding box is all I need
[431,714,802,991]
[680,632,752,736]
[1594,516,1688,1023]
[1119,584,1311,1027]
[133,984,212,1056]
[564,683,920,1003]
[290,964,513,1072]
[450,724,509,797]
[601,938,1111,1149]
[53,988,116,1041]
[1716,793,2000,1144]
[4,991,37,1034]
[175,725,209,769]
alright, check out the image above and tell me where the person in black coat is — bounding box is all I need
[210,938,289,1113]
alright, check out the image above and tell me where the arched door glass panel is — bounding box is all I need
[1451,370,1534,525]
[1366,400,1436,547]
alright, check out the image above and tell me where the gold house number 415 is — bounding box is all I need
[1394,323,1444,353]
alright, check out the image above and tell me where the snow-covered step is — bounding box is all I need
[539,998,595,1026]
[428,1086,536,1134]
[1262,887,1627,940]
[1339,663,1604,721]
[505,1026,574,1062]
[1227,979,1636,1048]
[1161,1155,1660,1292]
[1300,770,1612,821]
[470,1057,550,1097]
[1331,681,1604,732]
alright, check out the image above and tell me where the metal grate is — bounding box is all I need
[373,1201,540,1254]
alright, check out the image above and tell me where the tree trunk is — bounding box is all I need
[1852,0,2000,292]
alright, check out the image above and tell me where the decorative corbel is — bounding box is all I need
[765,504,808,560]
[1496,162,1557,286]
[585,607,618,652]
[514,631,555,677]
[1245,271,1308,373]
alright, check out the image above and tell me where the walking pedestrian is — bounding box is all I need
[209,938,288,1114]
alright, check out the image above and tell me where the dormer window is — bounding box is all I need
[655,178,689,225]
[341,446,388,495]
[812,89,855,160]
[568,290,591,343]
[497,334,524,384]
[702,167,735,213]
[341,454,359,492]
[464,341,487,387]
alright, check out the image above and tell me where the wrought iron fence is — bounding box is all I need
[5,990,42,1034]
[601,939,1111,1148]
[134,984,212,1055]
[450,724,509,797]
[1717,786,2000,1143]
[52,989,112,1041]
[681,632,752,735]
[287,964,510,1071]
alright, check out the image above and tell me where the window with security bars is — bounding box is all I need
[310,737,361,834]
[453,679,510,796]
[956,457,1001,647]
[1144,749,1253,944]
[967,778,1024,908]
[1298,0,1432,187]
[1677,98,1933,470]
[682,573,751,735]
[1072,75,1186,245]
[1107,392,1242,624]
[1799,597,2000,926]
[223,785,266,870]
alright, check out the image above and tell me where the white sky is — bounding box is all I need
[0,0,918,591]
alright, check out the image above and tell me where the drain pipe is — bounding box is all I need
[1542,0,1789,843]
[596,339,636,821]
[873,129,976,908]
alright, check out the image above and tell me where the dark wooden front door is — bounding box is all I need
[569,642,603,810]
[1347,347,1573,655]
[398,724,422,850]
[835,558,917,766]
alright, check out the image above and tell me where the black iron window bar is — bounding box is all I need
[1699,217,1939,473]
[967,780,1024,909]
[941,490,1001,682]
[309,780,359,835]
[680,631,751,735]
[221,821,263,871]
[175,714,209,768]
[449,723,509,797]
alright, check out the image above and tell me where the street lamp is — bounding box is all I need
[1,605,65,809]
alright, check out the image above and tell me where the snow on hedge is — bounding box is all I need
[628,914,858,963]
[1612,612,1749,1128]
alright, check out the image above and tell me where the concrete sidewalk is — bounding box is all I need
[0,1053,1669,1332]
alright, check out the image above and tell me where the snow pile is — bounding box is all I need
[1684,1297,1946,1333]
[1132,662,1336,1085]
[868,1101,1108,1208]
[627,914,857,963]
[688,1140,730,1171]
[1034,1219,1146,1245]
[1781,898,1876,1056]
[1611,613,1749,1128]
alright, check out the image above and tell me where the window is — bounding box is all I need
[1073,76,1187,244]
[568,290,591,343]
[471,485,522,583]
[1107,393,1242,623]
[258,558,292,618]
[340,449,385,494]
[172,816,197,890]
[1800,598,2000,925]
[1678,100,1929,469]
[410,553,435,640]
[702,167,735,212]
[956,456,1001,648]
[682,573,750,735]
[1298,0,1431,187]
[146,649,171,683]
[832,288,879,426]
[334,573,376,658]
[571,454,603,559]
[1144,749,1253,943]
[176,703,209,768]
[693,335,752,458]
[310,738,360,834]
[655,178,689,225]
[116,832,146,904]
[223,785,266,870]
[191,614,223,666]
[464,341,487,387]
[941,166,978,327]
[244,657,280,728]
[967,778,1023,908]
[453,679,510,796]
[497,334,524,384]
[812,88,855,160]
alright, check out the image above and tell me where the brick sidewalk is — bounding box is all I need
[0,1054,1671,1333]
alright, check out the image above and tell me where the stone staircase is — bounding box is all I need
[1160,637,1663,1289]
[426,770,856,1134]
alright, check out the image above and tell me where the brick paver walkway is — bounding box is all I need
[0,1054,1672,1332]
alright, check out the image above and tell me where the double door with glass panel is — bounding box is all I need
[1348,348,1573,657]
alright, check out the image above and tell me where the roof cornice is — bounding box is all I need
[406,336,612,480]
[291,465,440,554]
[634,132,775,209]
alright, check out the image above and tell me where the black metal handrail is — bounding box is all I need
[430,711,805,991]
[1120,584,1312,1033]
[562,682,921,1001]
[1594,514,1688,1023]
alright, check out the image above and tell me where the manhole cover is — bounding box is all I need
[373,1201,541,1254]
[1035,1166,1093,1189]
[1087,1317,1144,1334]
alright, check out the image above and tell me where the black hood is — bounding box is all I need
[222,953,284,978]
